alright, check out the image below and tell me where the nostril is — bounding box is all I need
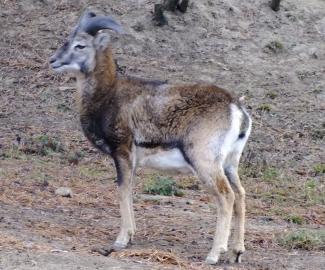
[49,57,56,64]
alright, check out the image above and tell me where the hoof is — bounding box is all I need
[91,243,127,256]
[205,256,219,265]
[229,250,243,263]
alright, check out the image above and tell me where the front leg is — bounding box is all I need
[94,151,136,256]
[114,154,136,249]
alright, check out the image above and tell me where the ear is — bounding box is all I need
[94,32,111,51]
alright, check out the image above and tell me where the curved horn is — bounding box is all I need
[78,10,97,27]
[81,16,124,36]
[69,11,97,38]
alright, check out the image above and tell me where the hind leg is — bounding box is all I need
[205,168,235,264]
[224,146,247,263]
[225,164,245,263]
[187,150,235,264]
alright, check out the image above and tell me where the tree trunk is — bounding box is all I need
[153,4,168,26]
[270,0,281,11]
[177,0,189,13]
[163,0,179,12]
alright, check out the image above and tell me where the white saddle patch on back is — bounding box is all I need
[136,147,193,174]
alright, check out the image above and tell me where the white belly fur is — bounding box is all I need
[136,147,193,174]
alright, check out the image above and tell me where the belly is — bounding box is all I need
[136,147,193,174]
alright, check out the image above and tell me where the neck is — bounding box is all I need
[76,47,117,151]
[93,46,117,88]
[76,46,117,115]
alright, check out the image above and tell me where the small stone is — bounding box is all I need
[51,249,68,253]
[132,22,145,32]
[55,187,72,198]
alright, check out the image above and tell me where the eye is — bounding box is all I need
[75,44,86,50]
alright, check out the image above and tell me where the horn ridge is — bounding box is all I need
[69,11,97,39]
[82,16,124,36]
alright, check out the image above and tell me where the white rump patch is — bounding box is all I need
[136,147,193,174]
[208,104,243,163]
[231,106,252,157]
[220,104,243,157]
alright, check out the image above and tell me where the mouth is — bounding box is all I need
[50,63,67,73]
[49,58,65,71]
[51,62,63,70]
[50,62,80,73]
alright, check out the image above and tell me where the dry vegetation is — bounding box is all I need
[0,0,324,269]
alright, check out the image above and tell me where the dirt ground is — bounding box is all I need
[0,0,324,269]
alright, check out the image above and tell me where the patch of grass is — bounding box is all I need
[67,150,85,165]
[312,88,322,94]
[296,70,316,80]
[264,40,284,54]
[303,179,325,205]
[286,13,297,22]
[305,179,317,189]
[239,161,265,179]
[311,129,325,140]
[257,104,272,112]
[143,176,184,197]
[266,91,278,99]
[0,134,64,159]
[259,191,288,203]
[0,168,10,178]
[265,209,308,225]
[57,103,71,112]
[1,146,25,160]
[29,170,47,182]
[262,167,279,182]
[313,164,325,176]
[278,229,325,251]
[269,207,287,217]
[21,134,64,156]
[176,177,199,190]
[79,165,107,179]
[244,164,325,209]
[286,214,305,225]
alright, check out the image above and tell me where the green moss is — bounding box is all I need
[303,179,325,205]
[278,229,325,251]
[20,134,64,156]
[57,103,71,112]
[176,177,199,190]
[312,88,322,94]
[265,40,284,54]
[0,146,23,160]
[266,91,278,99]
[67,150,85,165]
[143,176,184,196]
[262,167,279,182]
[257,104,272,112]
[313,164,325,175]
[311,129,325,140]
[79,165,107,178]
[286,214,305,225]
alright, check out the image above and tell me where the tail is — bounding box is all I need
[237,97,252,140]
